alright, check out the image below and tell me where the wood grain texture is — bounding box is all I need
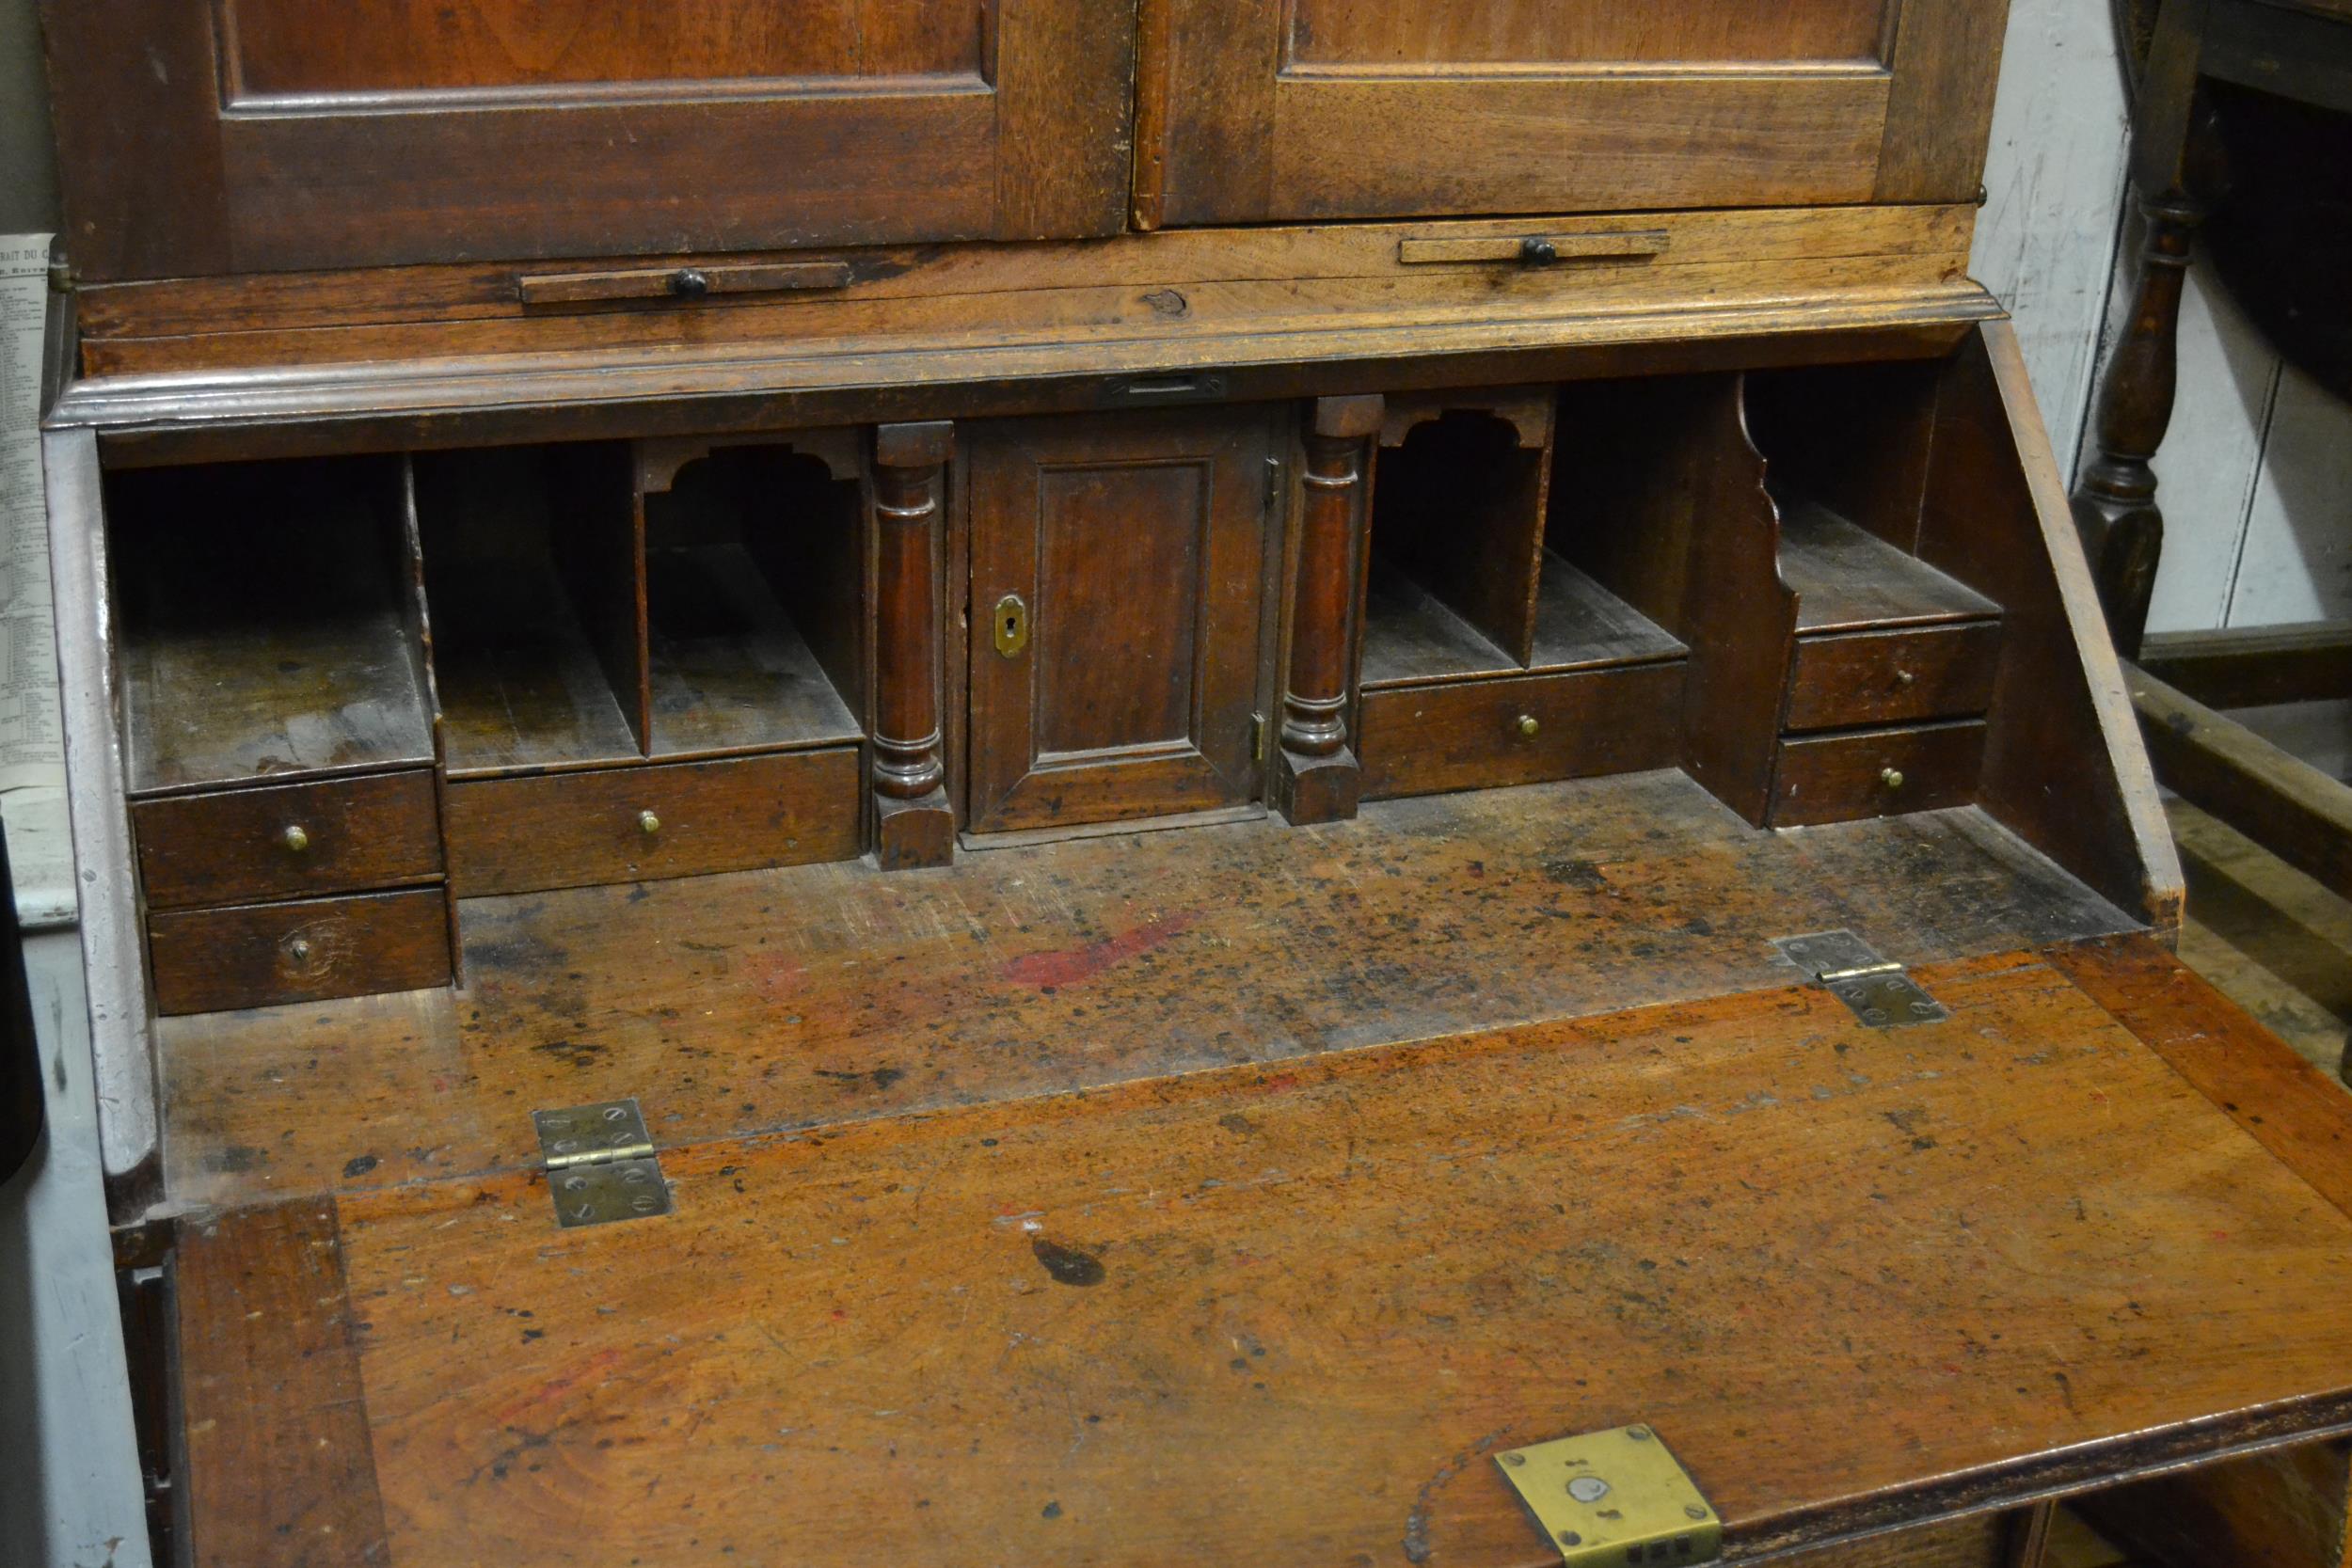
[279,953,2352,1567]
[76,205,1976,345]
[2073,1440,2352,1568]
[2131,666,2352,899]
[1874,0,2011,201]
[1781,503,2001,633]
[2047,933,2352,1221]
[1918,325,2185,932]
[176,1200,389,1568]
[156,773,2134,1209]
[221,0,988,94]
[2139,623,2352,709]
[416,445,644,775]
[966,408,1274,833]
[1785,622,2003,732]
[134,769,443,911]
[49,0,1126,278]
[1770,719,1988,827]
[444,748,863,897]
[1673,376,1797,827]
[1140,0,1929,225]
[1359,661,1685,799]
[149,887,453,1017]
[1371,393,1553,668]
[1284,0,1888,65]
[112,457,435,797]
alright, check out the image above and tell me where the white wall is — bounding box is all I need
[1974,0,2352,634]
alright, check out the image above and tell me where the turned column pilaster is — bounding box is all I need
[1274,394,1381,825]
[871,420,956,869]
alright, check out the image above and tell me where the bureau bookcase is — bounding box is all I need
[37,4,2352,1567]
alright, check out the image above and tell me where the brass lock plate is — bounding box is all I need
[993,593,1029,657]
[1494,1425,1721,1567]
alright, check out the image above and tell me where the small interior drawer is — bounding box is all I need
[446,748,862,897]
[148,887,452,1017]
[1769,720,1987,828]
[134,770,443,911]
[1785,621,2002,734]
[1359,663,1684,801]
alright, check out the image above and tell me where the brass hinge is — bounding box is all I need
[1773,930,1948,1028]
[1252,712,1268,762]
[1495,1424,1721,1567]
[532,1098,673,1228]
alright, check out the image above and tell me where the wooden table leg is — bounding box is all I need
[2071,0,2216,659]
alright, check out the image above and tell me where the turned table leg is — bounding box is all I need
[1274,394,1381,826]
[872,420,956,870]
[2071,0,2215,659]
[2074,192,2203,659]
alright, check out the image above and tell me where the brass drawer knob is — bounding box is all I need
[638,810,661,837]
[1894,669,1916,689]
[1880,767,1906,791]
[1517,714,1540,738]
[281,824,310,854]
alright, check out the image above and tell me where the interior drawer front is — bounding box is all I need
[447,749,862,897]
[1359,664,1684,800]
[1770,721,1987,827]
[149,887,451,1017]
[1785,621,2001,733]
[134,770,442,911]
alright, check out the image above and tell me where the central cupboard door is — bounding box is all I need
[43,0,1136,280]
[967,409,1279,834]
[1133,0,2005,226]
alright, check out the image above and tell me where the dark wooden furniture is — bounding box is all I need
[32,3,2352,1565]
[2074,0,2352,657]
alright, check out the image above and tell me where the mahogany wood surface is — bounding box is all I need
[167,945,2352,1567]
[43,0,1136,278]
[176,1199,389,1568]
[147,886,453,1017]
[1784,622,2004,732]
[222,0,987,94]
[132,769,443,911]
[1372,393,1554,668]
[1359,663,1685,800]
[1780,503,2001,634]
[443,748,863,898]
[113,457,435,797]
[1770,719,1990,827]
[1917,325,2185,932]
[1136,0,2001,228]
[966,407,1277,833]
[157,773,2134,1210]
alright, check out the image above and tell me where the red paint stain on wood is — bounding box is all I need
[999,912,1197,989]
[493,1347,626,1425]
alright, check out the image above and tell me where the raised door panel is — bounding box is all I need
[43,0,1135,280]
[1135,0,2007,226]
[967,409,1276,834]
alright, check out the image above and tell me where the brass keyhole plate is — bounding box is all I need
[993,593,1030,657]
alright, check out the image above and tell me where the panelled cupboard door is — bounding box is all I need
[966,409,1278,835]
[41,0,1136,281]
[1132,0,2009,227]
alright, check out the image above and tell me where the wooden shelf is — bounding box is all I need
[431,558,641,778]
[645,543,862,757]
[1779,499,1999,634]
[114,459,433,796]
[1362,551,1683,688]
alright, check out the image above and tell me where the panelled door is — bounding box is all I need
[43,0,1136,280]
[966,408,1279,835]
[1133,0,2007,227]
